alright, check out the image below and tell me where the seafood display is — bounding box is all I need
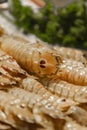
[0,31,87,86]
[0,48,72,129]
[8,87,66,130]
[0,27,86,129]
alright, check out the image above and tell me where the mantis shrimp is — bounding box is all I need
[8,87,66,130]
[0,33,62,78]
[0,49,27,90]
[0,85,65,130]
[0,49,77,113]
[56,58,87,85]
[0,30,87,130]
[40,78,87,103]
[53,46,86,62]
[0,90,37,130]
[0,29,87,86]
[21,77,77,112]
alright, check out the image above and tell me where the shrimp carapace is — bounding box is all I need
[0,34,62,78]
[0,29,87,86]
[0,49,28,90]
[53,46,86,63]
[40,78,87,103]
[56,59,87,85]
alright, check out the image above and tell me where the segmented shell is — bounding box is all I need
[56,59,87,85]
[40,78,87,103]
[1,33,87,86]
[0,49,28,91]
[53,46,86,62]
[0,49,77,114]
[0,28,87,130]
[9,87,65,117]
[8,87,66,130]
[0,49,76,113]
[0,91,36,129]
[21,77,78,112]
[0,49,60,129]
[0,34,62,78]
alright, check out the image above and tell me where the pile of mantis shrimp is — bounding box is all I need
[0,27,87,130]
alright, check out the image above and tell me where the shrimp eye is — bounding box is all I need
[40,60,46,64]
[39,59,46,68]
[83,53,87,59]
[61,98,66,102]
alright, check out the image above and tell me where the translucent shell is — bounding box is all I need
[0,34,62,78]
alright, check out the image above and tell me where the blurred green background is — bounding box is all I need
[11,0,87,50]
